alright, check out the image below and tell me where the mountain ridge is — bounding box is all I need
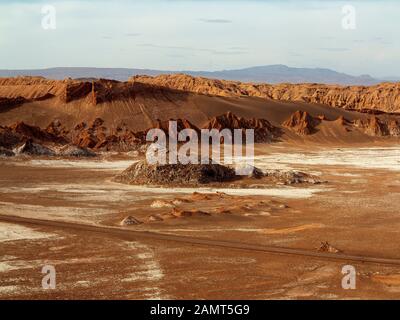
[0,65,389,85]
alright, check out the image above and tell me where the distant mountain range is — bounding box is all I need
[0,65,392,85]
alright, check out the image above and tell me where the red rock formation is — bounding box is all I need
[388,119,400,136]
[2,75,400,113]
[9,121,66,143]
[0,121,67,149]
[353,116,389,137]
[203,112,279,142]
[282,111,320,135]
[154,118,200,134]
[132,74,400,113]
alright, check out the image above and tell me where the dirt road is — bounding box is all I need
[2,214,400,266]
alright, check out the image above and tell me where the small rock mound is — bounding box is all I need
[114,160,237,186]
[282,110,320,135]
[147,209,211,222]
[13,139,55,156]
[318,241,341,253]
[171,208,211,218]
[264,170,322,185]
[120,216,143,226]
[150,200,175,208]
[57,145,96,157]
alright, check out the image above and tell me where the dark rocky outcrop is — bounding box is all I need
[0,147,14,157]
[0,97,27,110]
[13,139,56,156]
[264,170,323,185]
[61,81,92,103]
[120,216,143,226]
[114,160,237,186]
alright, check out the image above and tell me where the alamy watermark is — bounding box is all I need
[341,265,356,290]
[42,265,56,289]
[145,121,255,175]
[41,5,57,30]
[342,4,356,30]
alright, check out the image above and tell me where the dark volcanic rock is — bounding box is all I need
[114,160,237,186]
[13,139,56,156]
[0,147,14,157]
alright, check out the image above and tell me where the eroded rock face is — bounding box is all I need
[387,119,400,136]
[132,74,400,113]
[61,82,92,103]
[154,118,200,134]
[72,118,144,151]
[10,121,66,144]
[114,160,237,186]
[282,111,320,135]
[2,75,400,113]
[0,121,66,150]
[353,116,400,137]
[203,112,279,142]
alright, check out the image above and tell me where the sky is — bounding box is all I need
[0,0,399,78]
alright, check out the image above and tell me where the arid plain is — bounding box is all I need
[1,75,400,299]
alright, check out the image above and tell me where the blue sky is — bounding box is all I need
[0,0,399,77]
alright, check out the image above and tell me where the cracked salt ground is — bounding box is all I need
[252,146,400,171]
[0,201,112,224]
[10,159,136,170]
[0,222,56,242]
[120,241,170,300]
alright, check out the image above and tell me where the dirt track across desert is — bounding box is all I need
[2,213,400,267]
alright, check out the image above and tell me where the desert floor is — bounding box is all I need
[1,142,400,299]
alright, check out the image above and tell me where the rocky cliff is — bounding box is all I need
[131,74,400,113]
